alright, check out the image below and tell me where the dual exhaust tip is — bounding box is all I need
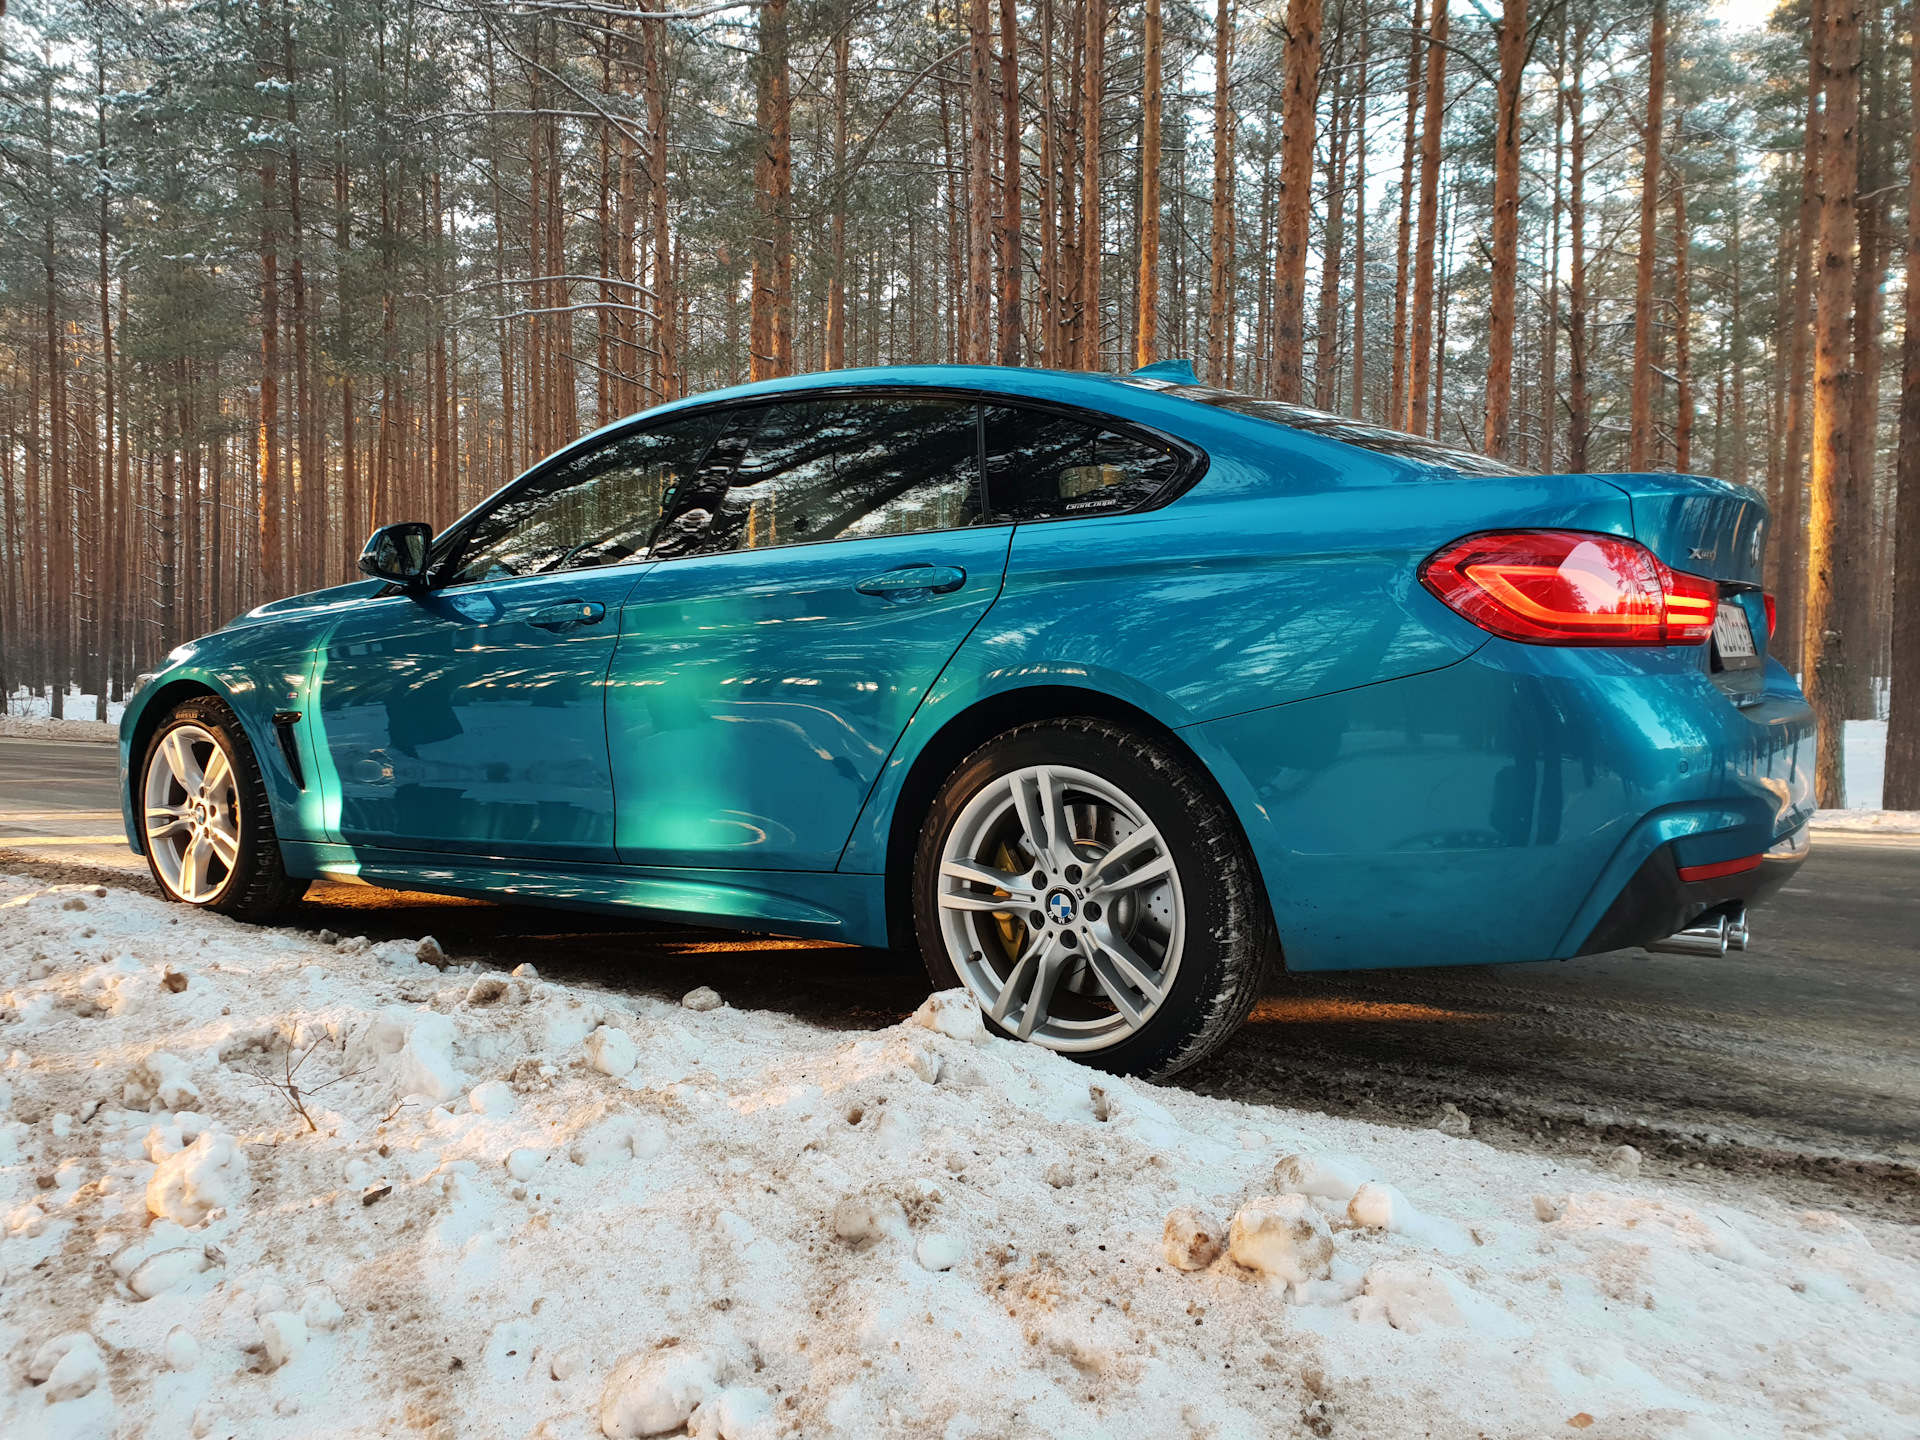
[1645,905,1750,957]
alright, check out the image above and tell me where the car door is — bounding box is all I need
[609,394,1011,870]
[312,410,726,861]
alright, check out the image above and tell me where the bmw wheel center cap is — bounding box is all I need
[1046,890,1077,926]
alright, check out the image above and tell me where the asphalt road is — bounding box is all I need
[4,734,1915,1218]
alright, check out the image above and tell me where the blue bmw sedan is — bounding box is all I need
[119,362,1816,1078]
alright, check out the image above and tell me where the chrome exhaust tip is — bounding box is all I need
[1646,905,1748,957]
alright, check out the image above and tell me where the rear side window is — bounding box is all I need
[982,406,1182,521]
[652,396,983,558]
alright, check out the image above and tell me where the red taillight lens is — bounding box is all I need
[1763,592,1777,638]
[1420,530,1717,647]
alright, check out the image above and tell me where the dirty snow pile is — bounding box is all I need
[1,878,1917,1440]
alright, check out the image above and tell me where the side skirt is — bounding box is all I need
[278,842,890,948]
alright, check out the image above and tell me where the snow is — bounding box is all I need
[1,877,1917,1437]
[1813,808,1920,835]
[1845,718,1887,809]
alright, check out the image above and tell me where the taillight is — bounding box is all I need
[1763,592,1777,637]
[1420,530,1717,647]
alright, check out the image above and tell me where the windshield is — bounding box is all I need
[1119,378,1525,478]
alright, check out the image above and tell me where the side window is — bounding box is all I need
[982,406,1181,521]
[652,396,983,559]
[442,411,727,585]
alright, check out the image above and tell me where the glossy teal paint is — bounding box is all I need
[1190,645,1812,970]
[608,526,1011,869]
[279,842,886,942]
[117,363,1817,970]
[312,565,646,861]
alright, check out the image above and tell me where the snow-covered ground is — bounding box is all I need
[4,690,125,728]
[1,879,1915,1439]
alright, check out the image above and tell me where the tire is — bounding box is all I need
[912,717,1274,1080]
[138,695,308,922]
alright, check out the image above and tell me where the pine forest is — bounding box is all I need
[1,0,1918,803]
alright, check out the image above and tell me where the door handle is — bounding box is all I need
[855,565,967,597]
[528,601,607,631]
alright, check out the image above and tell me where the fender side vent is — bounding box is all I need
[272,711,307,790]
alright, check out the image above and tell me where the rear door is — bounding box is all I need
[609,394,1010,870]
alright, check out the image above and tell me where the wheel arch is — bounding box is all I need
[122,677,228,856]
[877,682,1277,954]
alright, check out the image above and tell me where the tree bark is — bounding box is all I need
[1388,0,1423,428]
[999,0,1023,364]
[1208,0,1235,386]
[1776,0,1826,670]
[1628,0,1666,471]
[1886,0,1920,806]
[1079,0,1104,368]
[1350,19,1368,420]
[969,0,995,363]
[1804,0,1863,808]
[751,0,792,380]
[1134,0,1163,368]
[1566,17,1589,471]
[1406,0,1445,433]
[648,15,676,396]
[1483,0,1526,458]
[828,24,849,369]
[1672,117,1692,473]
[1270,0,1321,403]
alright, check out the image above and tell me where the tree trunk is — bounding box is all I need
[969,0,996,364]
[1350,22,1368,420]
[1804,0,1863,808]
[1208,0,1235,386]
[1388,0,1423,428]
[1566,17,1589,471]
[1776,0,1826,671]
[1079,0,1104,368]
[999,0,1024,365]
[1628,0,1666,471]
[828,24,849,369]
[1672,141,1692,474]
[1483,0,1526,458]
[751,0,792,380]
[1313,53,1347,410]
[1886,0,1920,806]
[1134,0,1163,368]
[260,153,283,600]
[1270,0,1321,403]
[648,16,676,398]
[1406,0,1446,433]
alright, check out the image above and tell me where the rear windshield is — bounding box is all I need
[1120,378,1525,478]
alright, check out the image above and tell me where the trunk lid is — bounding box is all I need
[1604,471,1768,586]
[1605,471,1771,700]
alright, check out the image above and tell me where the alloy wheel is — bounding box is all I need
[935,763,1185,1051]
[143,723,242,903]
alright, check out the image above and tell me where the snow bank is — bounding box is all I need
[1,875,1916,1438]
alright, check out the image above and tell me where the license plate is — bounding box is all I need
[1713,601,1759,666]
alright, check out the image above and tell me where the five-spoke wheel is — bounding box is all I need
[138,696,307,920]
[914,718,1274,1079]
[144,723,242,902]
[934,763,1185,1051]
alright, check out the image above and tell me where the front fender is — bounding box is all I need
[118,637,327,857]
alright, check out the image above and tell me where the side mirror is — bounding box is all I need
[358,522,435,587]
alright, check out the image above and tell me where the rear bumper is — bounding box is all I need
[1574,822,1808,954]
[1189,644,1816,971]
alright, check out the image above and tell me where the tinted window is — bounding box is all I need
[652,396,983,559]
[1129,379,1524,477]
[982,406,1181,521]
[444,411,727,585]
